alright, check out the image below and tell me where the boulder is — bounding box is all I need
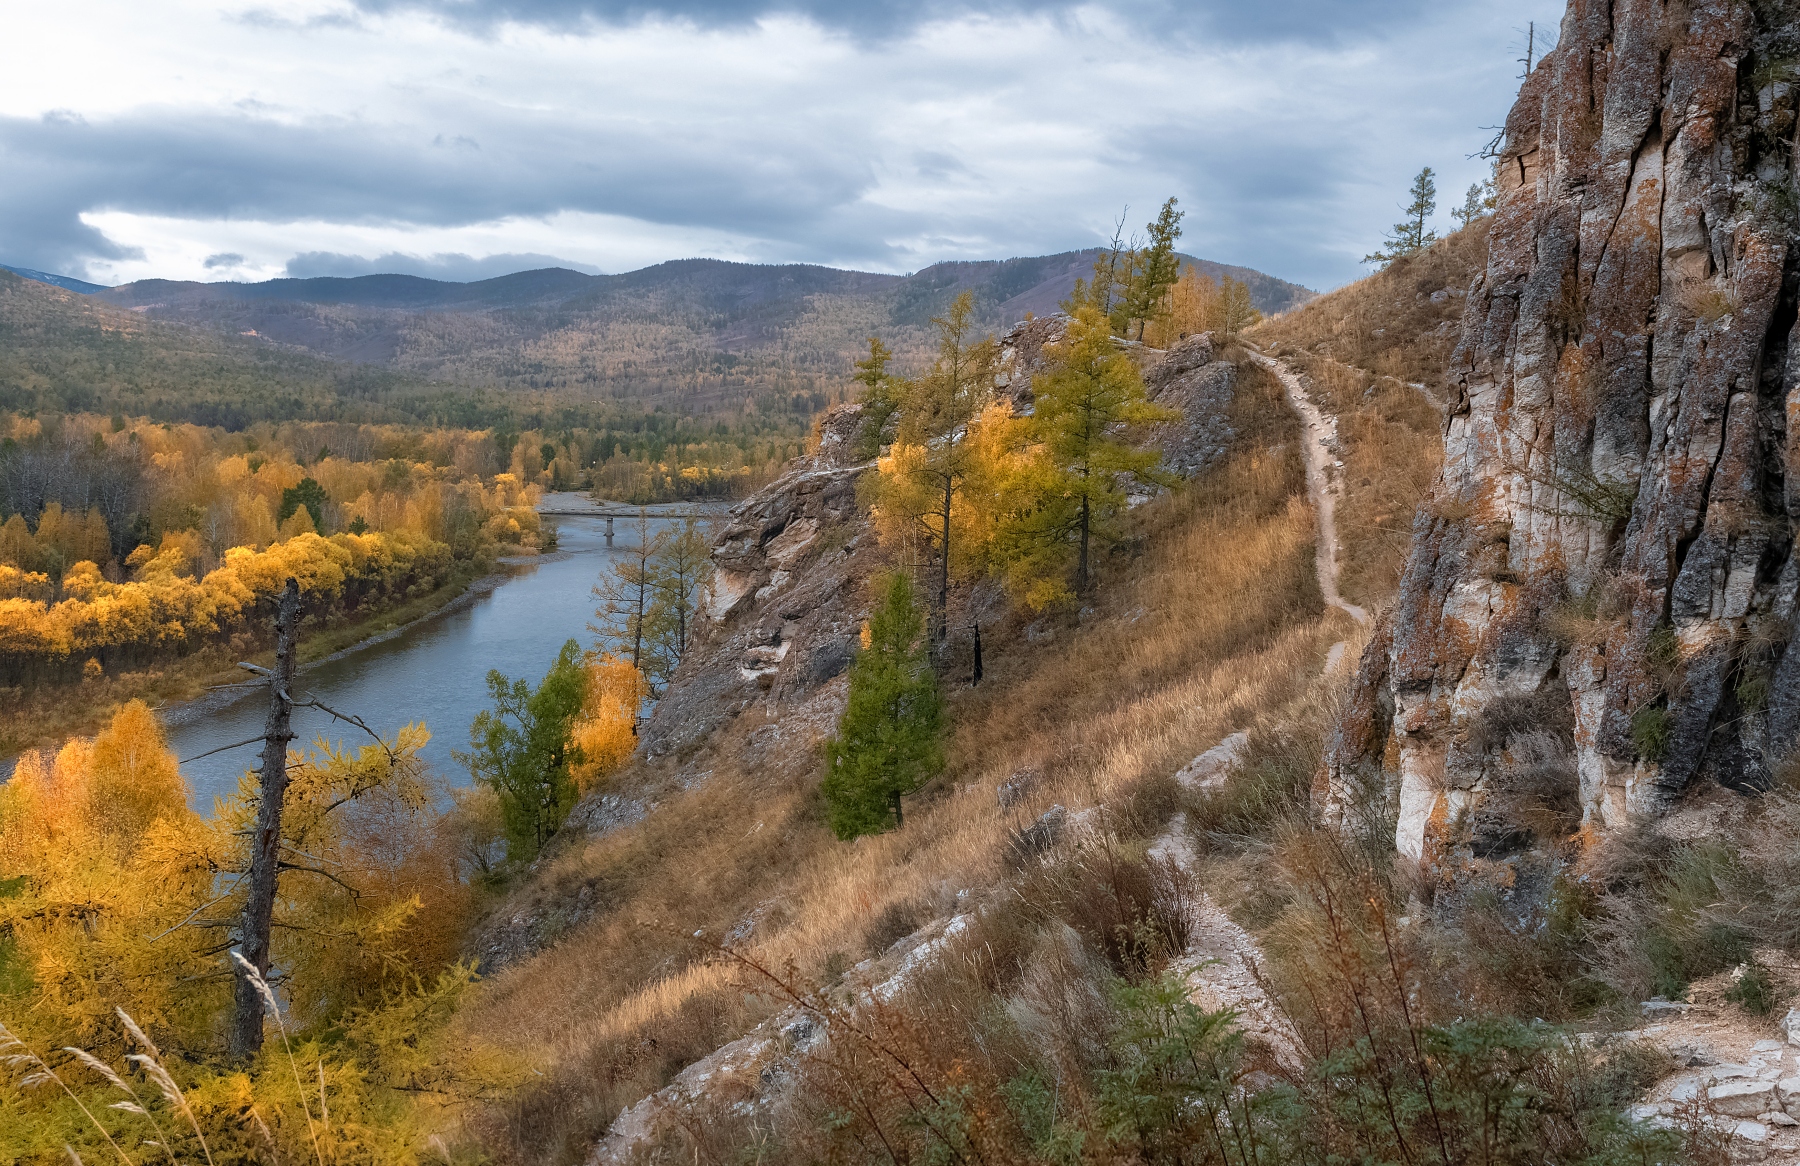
[1708,1079,1778,1118]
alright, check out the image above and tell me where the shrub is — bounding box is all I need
[1631,707,1672,762]
[1725,958,1779,1016]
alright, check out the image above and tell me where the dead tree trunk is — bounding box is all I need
[229,577,301,1062]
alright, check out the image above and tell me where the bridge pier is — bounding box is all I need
[606,515,614,545]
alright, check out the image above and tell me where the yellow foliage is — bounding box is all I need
[276,503,317,540]
[84,700,188,853]
[571,653,645,793]
[0,529,454,683]
[0,709,515,1163]
[0,514,34,568]
[1143,265,1263,347]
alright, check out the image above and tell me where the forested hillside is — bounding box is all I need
[0,269,812,439]
[71,250,1312,414]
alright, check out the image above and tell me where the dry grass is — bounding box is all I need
[1252,219,1489,395]
[1291,352,1441,607]
[1246,221,1486,609]
[450,356,1343,1162]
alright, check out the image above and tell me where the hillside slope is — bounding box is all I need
[82,252,1312,415]
[444,322,1350,1161]
[1247,222,1490,608]
[0,268,419,427]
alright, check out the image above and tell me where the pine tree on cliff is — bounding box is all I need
[1021,306,1173,599]
[822,573,943,840]
[851,337,902,460]
[1364,166,1439,265]
[1119,197,1185,340]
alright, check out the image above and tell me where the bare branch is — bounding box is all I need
[179,737,266,765]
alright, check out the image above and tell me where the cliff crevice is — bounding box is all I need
[1330,0,1800,861]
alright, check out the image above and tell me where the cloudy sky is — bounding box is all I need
[1,0,1561,292]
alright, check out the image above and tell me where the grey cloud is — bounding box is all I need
[285,250,604,279]
[344,0,1434,42]
[2,0,1549,289]
[203,251,246,268]
[0,104,901,276]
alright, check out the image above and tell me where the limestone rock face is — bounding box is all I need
[1330,0,1800,860]
[638,449,870,767]
[993,312,1070,412]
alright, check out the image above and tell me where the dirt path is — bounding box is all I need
[1246,349,1370,627]
[1150,815,1305,1072]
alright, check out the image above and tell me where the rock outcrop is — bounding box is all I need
[634,315,1242,782]
[1142,332,1241,479]
[1329,1,1800,862]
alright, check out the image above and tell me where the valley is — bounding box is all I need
[5,1,1800,1162]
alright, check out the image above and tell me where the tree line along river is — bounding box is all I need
[160,498,713,809]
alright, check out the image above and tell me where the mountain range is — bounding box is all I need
[2,251,1313,423]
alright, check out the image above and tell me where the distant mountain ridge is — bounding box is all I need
[78,250,1311,407]
[0,263,111,295]
[88,249,1309,320]
[5,251,1312,419]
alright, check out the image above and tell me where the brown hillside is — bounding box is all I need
[1247,222,1489,608]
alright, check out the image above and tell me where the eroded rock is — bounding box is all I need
[1330,0,1800,857]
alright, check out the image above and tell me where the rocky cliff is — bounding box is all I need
[634,317,1239,791]
[1330,0,1800,862]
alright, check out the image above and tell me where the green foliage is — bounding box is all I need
[1000,1072,1087,1166]
[278,475,328,529]
[1726,958,1779,1016]
[1632,707,1672,762]
[850,337,902,460]
[1365,166,1441,265]
[1452,178,1498,227]
[591,513,711,690]
[460,639,589,860]
[821,573,943,840]
[1095,974,1288,1163]
[1116,198,1186,340]
[643,515,713,685]
[1062,198,1187,340]
[1737,671,1771,712]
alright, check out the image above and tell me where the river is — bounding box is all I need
[160,496,713,811]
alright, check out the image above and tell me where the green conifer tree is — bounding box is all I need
[851,337,902,460]
[821,573,943,840]
[1365,166,1440,265]
[1451,178,1497,227]
[1006,306,1174,602]
[1120,197,1185,340]
[278,476,328,530]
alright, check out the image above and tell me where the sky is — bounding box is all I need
[0,0,1564,293]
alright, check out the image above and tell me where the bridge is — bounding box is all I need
[535,503,716,542]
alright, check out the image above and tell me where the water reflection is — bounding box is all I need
[161,499,708,810]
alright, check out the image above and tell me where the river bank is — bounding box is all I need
[5,497,728,799]
[0,557,512,777]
